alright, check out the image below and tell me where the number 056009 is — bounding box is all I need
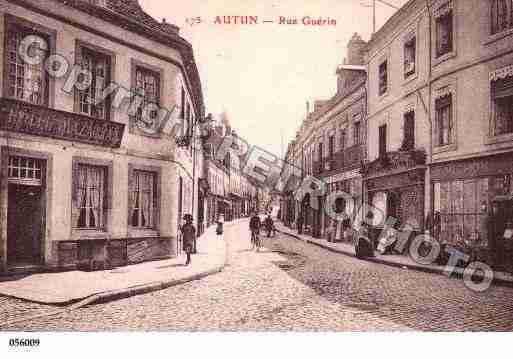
[9,338,40,347]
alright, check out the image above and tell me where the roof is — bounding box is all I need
[45,0,204,118]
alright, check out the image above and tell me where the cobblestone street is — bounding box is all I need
[2,221,513,331]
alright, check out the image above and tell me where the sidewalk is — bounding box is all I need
[0,224,228,305]
[276,222,513,286]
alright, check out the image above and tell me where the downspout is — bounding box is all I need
[363,80,368,222]
[426,0,433,228]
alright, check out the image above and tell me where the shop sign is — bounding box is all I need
[0,98,125,148]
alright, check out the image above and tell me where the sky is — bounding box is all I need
[139,0,408,158]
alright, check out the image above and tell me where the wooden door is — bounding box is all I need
[7,184,43,265]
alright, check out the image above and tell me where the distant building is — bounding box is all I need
[281,33,367,240]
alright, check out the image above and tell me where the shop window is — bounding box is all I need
[76,46,111,120]
[379,124,387,158]
[492,76,513,136]
[73,164,107,229]
[372,192,388,224]
[434,178,489,247]
[435,5,453,58]
[134,66,160,130]
[5,24,49,105]
[435,95,453,146]
[491,0,513,35]
[402,111,415,150]
[404,37,416,78]
[130,170,157,229]
[378,60,388,96]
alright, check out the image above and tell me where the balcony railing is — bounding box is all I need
[343,144,364,169]
[363,149,426,177]
[0,98,125,148]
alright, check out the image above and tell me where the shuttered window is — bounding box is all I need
[436,10,453,57]
[379,124,387,158]
[491,0,513,35]
[436,95,453,146]
[492,76,513,136]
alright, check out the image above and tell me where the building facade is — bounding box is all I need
[0,0,203,272]
[365,0,513,265]
[281,34,367,240]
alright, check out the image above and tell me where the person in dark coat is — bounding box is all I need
[297,213,304,234]
[181,214,196,266]
[264,214,275,237]
[355,212,375,258]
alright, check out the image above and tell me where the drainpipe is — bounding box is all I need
[425,0,433,229]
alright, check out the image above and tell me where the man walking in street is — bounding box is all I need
[249,211,262,250]
[181,214,196,266]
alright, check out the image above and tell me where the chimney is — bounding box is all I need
[306,101,310,116]
[161,18,180,36]
[346,33,366,65]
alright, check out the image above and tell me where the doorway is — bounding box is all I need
[6,155,45,267]
[7,184,43,265]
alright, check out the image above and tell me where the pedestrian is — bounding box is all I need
[355,212,375,258]
[181,214,196,266]
[249,211,262,250]
[264,214,275,237]
[297,213,303,235]
[216,213,224,237]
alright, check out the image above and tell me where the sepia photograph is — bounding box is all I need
[0,0,512,356]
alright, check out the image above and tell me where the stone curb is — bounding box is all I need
[90,265,225,305]
[0,264,226,327]
[277,228,513,288]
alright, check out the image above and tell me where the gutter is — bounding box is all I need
[426,0,434,219]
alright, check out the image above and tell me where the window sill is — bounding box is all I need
[432,142,457,155]
[483,28,513,46]
[128,228,160,238]
[485,132,513,145]
[433,50,456,67]
[71,229,110,241]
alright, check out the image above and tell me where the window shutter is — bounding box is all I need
[105,55,112,121]
[74,45,83,113]
[153,173,158,229]
[127,167,134,226]
[71,161,80,228]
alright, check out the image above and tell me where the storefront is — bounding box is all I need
[431,152,513,267]
[324,169,363,241]
[363,150,427,245]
